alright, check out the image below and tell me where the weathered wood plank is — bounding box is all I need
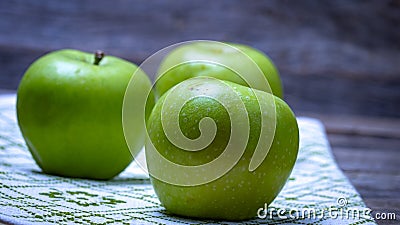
[0,0,398,79]
[301,113,400,138]
[332,146,400,225]
[328,134,400,151]
[0,89,15,95]
[333,147,399,174]
[305,114,400,224]
[0,0,399,117]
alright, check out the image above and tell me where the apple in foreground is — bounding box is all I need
[17,49,153,180]
[146,77,298,220]
[155,41,283,99]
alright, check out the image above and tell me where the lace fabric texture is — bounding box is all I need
[0,95,375,224]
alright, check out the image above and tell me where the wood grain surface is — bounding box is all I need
[0,0,399,117]
[298,113,400,224]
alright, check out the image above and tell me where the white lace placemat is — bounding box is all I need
[0,94,375,224]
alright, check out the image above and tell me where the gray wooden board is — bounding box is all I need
[0,0,399,117]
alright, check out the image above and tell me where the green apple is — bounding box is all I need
[17,49,153,180]
[146,77,298,220]
[155,41,283,99]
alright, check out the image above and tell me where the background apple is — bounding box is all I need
[17,49,153,180]
[155,42,283,99]
[227,42,283,98]
[146,77,298,220]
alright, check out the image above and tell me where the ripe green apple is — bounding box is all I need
[155,41,283,99]
[146,77,298,220]
[17,49,153,180]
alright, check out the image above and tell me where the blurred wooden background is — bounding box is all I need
[0,0,399,224]
[0,0,399,118]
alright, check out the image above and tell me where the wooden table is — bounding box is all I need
[1,89,399,224]
[299,113,400,225]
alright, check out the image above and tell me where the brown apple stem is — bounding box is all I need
[94,50,105,65]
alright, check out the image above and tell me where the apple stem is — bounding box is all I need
[94,50,105,65]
